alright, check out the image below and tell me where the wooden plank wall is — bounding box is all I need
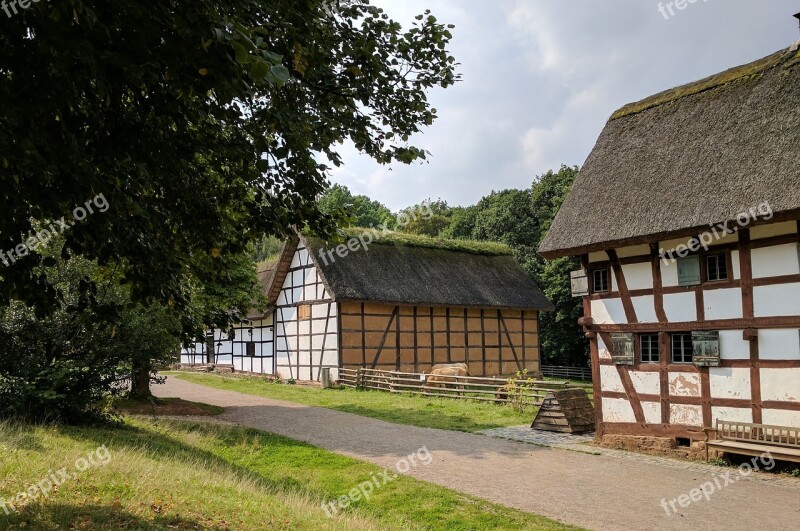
[339,302,540,377]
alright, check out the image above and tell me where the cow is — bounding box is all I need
[425,363,470,394]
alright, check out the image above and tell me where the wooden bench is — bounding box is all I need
[705,421,800,463]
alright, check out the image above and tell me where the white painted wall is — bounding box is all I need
[642,401,662,424]
[602,397,637,423]
[751,244,800,279]
[762,409,800,428]
[621,262,653,291]
[591,298,627,325]
[754,283,800,317]
[670,404,703,426]
[599,365,625,393]
[663,292,697,322]
[711,406,753,424]
[719,330,750,360]
[709,368,751,400]
[629,371,661,395]
[631,295,658,323]
[760,368,800,402]
[759,329,800,360]
[703,288,743,320]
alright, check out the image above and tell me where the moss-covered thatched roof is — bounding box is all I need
[301,233,553,311]
[539,46,800,258]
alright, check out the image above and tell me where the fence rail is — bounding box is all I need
[338,368,590,406]
[540,365,593,381]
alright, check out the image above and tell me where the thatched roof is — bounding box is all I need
[539,47,800,259]
[301,233,554,311]
[246,259,278,320]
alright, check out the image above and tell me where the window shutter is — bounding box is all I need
[610,333,635,366]
[570,269,589,297]
[692,331,721,367]
[677,256,701,286]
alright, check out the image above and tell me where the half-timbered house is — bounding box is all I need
[539,46,800,453]
[182,232,554,381]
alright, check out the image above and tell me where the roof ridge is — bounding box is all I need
[610,47,799,121]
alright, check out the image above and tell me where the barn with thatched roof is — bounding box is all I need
[540,44,800,456]
[182,231,553,380]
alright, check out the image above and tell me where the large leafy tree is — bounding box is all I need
[436,166,587,367]
[0,0,459,325]
[318,184,396,229]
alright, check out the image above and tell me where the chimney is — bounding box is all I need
[793,12,800,51]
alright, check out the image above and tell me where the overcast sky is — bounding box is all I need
[328,0,799,210]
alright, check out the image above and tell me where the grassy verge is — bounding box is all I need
[169,372,535,433]
[0,419,576,530]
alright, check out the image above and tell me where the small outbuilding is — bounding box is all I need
[182,232,554,380]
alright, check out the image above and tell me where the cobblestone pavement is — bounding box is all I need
[156,376,800,530]
[481,425,800,489]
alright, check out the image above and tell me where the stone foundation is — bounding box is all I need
[599,434,712,461]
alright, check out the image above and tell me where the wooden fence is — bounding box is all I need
[338,368,591,406]
[540,365,593,381]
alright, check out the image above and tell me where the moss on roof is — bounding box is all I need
[336,228,512,256]
[611,47,800,121]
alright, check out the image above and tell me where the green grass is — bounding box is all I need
[310,229,512,256]
[0,419,576,530]
[169,372,535,433]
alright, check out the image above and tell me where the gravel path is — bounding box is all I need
[154,376,800,531]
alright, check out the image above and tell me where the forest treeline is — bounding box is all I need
[255,165,588,369]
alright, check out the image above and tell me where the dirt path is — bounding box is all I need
[154,376,800,531]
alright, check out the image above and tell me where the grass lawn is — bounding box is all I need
[0,419,577,530]
[169,372,535,433]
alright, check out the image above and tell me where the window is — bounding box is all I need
[640,334,660,363]
[592,268,610,293]
[246,342,256,357]
[677,256,701,286]
[706,253,728,282]
[297,304,311,320]
[671,333,694,364]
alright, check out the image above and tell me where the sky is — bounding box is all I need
[328,0,800,211]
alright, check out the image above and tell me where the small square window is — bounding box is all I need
[640,334,660,363]
[671,333,694,364]
[246,342,256,357]
[592,268,610,293]
[706,253,728,282]
[297,304,311,321]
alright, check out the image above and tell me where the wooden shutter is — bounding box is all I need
[609,333,635,366]
[692,331,721,367]
[677,256,701,286]
[570,270,589,297]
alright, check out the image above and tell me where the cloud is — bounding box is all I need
[333,0,799,211]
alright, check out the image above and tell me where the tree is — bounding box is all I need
[0,0,459,326]
[318,184,396,229]
[436,165,587,368]
[398,199,450,237]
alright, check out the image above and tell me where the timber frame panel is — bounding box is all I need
[583,221,800,441]
[338,301,540,377]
